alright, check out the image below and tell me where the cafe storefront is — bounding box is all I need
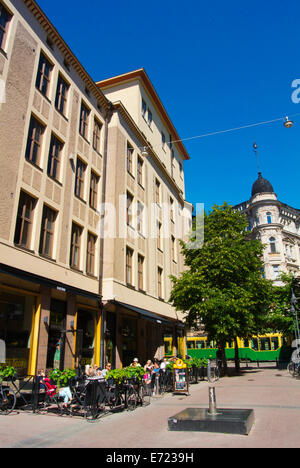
[0,265,102,376]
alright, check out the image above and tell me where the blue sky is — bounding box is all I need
[37,0,300,212]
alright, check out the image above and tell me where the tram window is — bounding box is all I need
[187,340,195,349]
[196,340,205,349]
[228,341,234,348]
[271,337,279,350]
[243,339,250,348]
[260,338,271,351]
[210,341,215,348]
[251,339,258,350]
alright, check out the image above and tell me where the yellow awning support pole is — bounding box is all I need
[28,296,41,376]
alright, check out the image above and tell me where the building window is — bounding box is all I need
[127,192,134,227]
[157,221,162,251]
[137,202,144,235]
[266,212,272,224]
[138,254,144,291]
[39,205,57,258]
[14,191,36,248]
[55,74,69,116]
[127,142,134,175]
[126,247,133,285]
[93,118,102,153]
[170,197,174,223]
[171,150,175,179]
[147,108,152,128]
[70,223,82,269]
[89,171,99,209]
[272,265,280,280]
[36,52,53,98]
[171,235,176,262]
[0,3,12,51]
[137,156,144,187]
[269,237,277,253]
[155,178,160,205]
[158,267,163,299]
[75,158,86,199]
[161,132,166,151]
[25,116,45,166]
[79,102,90,139]
[47,134,63,180]
[142,99,147,119]
[86,232,97,275]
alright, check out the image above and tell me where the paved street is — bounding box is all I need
[1,365,300,449]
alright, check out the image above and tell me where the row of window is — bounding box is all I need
[35,49,103,151]
[14,191,97,275]
[25,114,100,209]
[141,99,183,180]
[126,247,164,298]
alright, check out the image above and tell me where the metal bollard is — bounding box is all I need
[207,359,211,382]
[208,386,217,415]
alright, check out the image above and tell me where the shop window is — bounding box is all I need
[77,309,95,366]
[0,291,34,375]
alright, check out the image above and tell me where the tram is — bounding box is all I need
[164,334,293,362]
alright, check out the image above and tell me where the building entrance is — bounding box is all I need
[46,299,67,370]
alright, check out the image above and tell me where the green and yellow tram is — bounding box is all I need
[164,334,293,362]
[185,334,292,362]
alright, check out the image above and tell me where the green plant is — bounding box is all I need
[48,368,76,388]
[0,365,16,382]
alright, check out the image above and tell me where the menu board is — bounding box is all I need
[173,367,189,394]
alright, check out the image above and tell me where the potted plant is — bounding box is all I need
[0,365,16,383]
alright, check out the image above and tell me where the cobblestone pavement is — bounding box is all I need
[1,365,300,449]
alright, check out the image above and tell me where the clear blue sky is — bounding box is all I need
[37,0,300,212]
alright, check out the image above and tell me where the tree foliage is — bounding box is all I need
[170,203,275,360]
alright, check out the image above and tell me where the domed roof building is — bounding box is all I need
[234,173,300,283]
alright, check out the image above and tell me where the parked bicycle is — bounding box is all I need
[0,379,16,415]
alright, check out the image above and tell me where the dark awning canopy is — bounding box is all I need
[112,300,184,327]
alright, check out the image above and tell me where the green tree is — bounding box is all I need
[170,202,274,373]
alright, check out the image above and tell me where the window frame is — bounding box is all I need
[86,231,97,276]
[39,204,57,258]
[55,73,69,116]
[75,158,87,200]
[70,222,82,269]
[35,52,53,98]
[25,115,45,166]
[92,118,102,153]
[14,191,36,249]
[79,101,90,140]
[0,3,12,51]
[47,134,63,181]
[89,170,99,209]
[126,247,133,285]
[138,254,144,291]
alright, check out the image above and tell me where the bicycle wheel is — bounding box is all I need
[139,384,151,407]
[126,386,138,411]
[208,367,220,383]
[0,387,17,415]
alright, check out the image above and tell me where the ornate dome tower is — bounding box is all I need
[251,172,274,197]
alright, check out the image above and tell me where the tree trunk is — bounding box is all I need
[234,337,240,373]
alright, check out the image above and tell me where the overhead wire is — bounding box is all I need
[140,112,300,153]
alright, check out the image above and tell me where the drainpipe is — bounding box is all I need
[99,100,114,368]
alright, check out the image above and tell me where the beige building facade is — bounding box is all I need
[0,0,191,374]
